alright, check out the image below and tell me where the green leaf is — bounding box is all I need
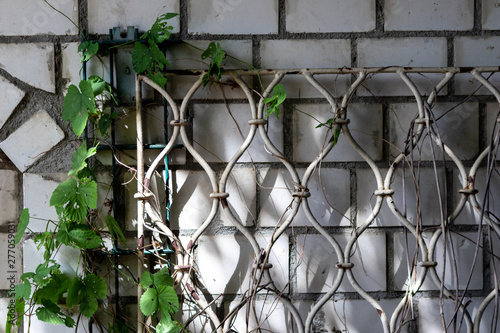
[87,75,108,96]
[201,42,225,87]
[34,273,71,303]
[36,300,64,325]
[84,274,107,299]
[140,271,154,290]
[80,297,98,317]
[157,318,182,333]
[157,285,179,316]
[141,13,178,44]
[153,267,174,288]
[105,215,127,247]
[14,281,31,300]
[63,81,95,136]
[50,178,98,222]
[98,112,116,135]
[140,288,158,316]
[14,208,29,245]
[78,41,99,62]
[66,277,85,308]
[263,84,286,119]
[68,229,102,249]
[69,142,97,177]
[149,71,167,88]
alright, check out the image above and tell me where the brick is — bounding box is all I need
[417,298,493,333]
[389,102,479,161]
[0,43,55,93]
[258,168,295,227]
[0,0,78,36]
[321,299,406,333]
[23,173,67,232]
[385,0,473,31]
[260,39,351,98]
[188,0,278,34]
[224,168,257,227]
[165,40,252,100]
[226,299,291,332]
[296,233,386,293]
[293,168,351,227]
[357,168,446,227]
[292,103,383,162]
[394,231,483,291]
[197,234,289,294]
[0,110,64,172]
[0,299,11,332]
[0,76,25,131]
[357,38,447,96]
[169,170,213,230]
[193,103,283,163]
[0,233,22,289]
[23,239,80,278]
[482,0,500,30]
[286,0,375,33]
[0,170,18,226]
[487,102,500,144]
[88,0,179,35]
[454,37,500,95]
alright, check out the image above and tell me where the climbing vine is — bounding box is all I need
[7,8,291,333]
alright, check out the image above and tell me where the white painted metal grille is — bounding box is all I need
[134,67,500,333]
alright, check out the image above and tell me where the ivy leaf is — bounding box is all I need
[69,142,97,177]
[87,75,108,96]
[78,41,99,62]
[157,285,179,316]
[84,274,107,299]
[105,215,127,247]
[140,271,154,290]
[263,84,286,119]
[63,81,95,136]
[149,71,167,89]
[14,208,29,245]
[68,229,102,249]
[66,277,85,308]
[140,288,158,316]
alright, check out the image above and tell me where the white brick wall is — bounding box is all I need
[384,0,474,31]
[188,1,278,34]
[1,0,499,332]
[0,111,64,172]
[0,0,78,36]
[0,43,55,93]
[286,0,376,33]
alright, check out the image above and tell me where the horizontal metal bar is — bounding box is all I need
[159,66,500,76]
[96,143,184,150]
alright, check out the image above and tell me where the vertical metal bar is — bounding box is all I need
[136,75,145,333]
[109,28,122,328]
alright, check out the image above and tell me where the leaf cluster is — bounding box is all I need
[132,13,178,88]
[140,268,181,332]
[201,41,225,87]
[263,84,286,119]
